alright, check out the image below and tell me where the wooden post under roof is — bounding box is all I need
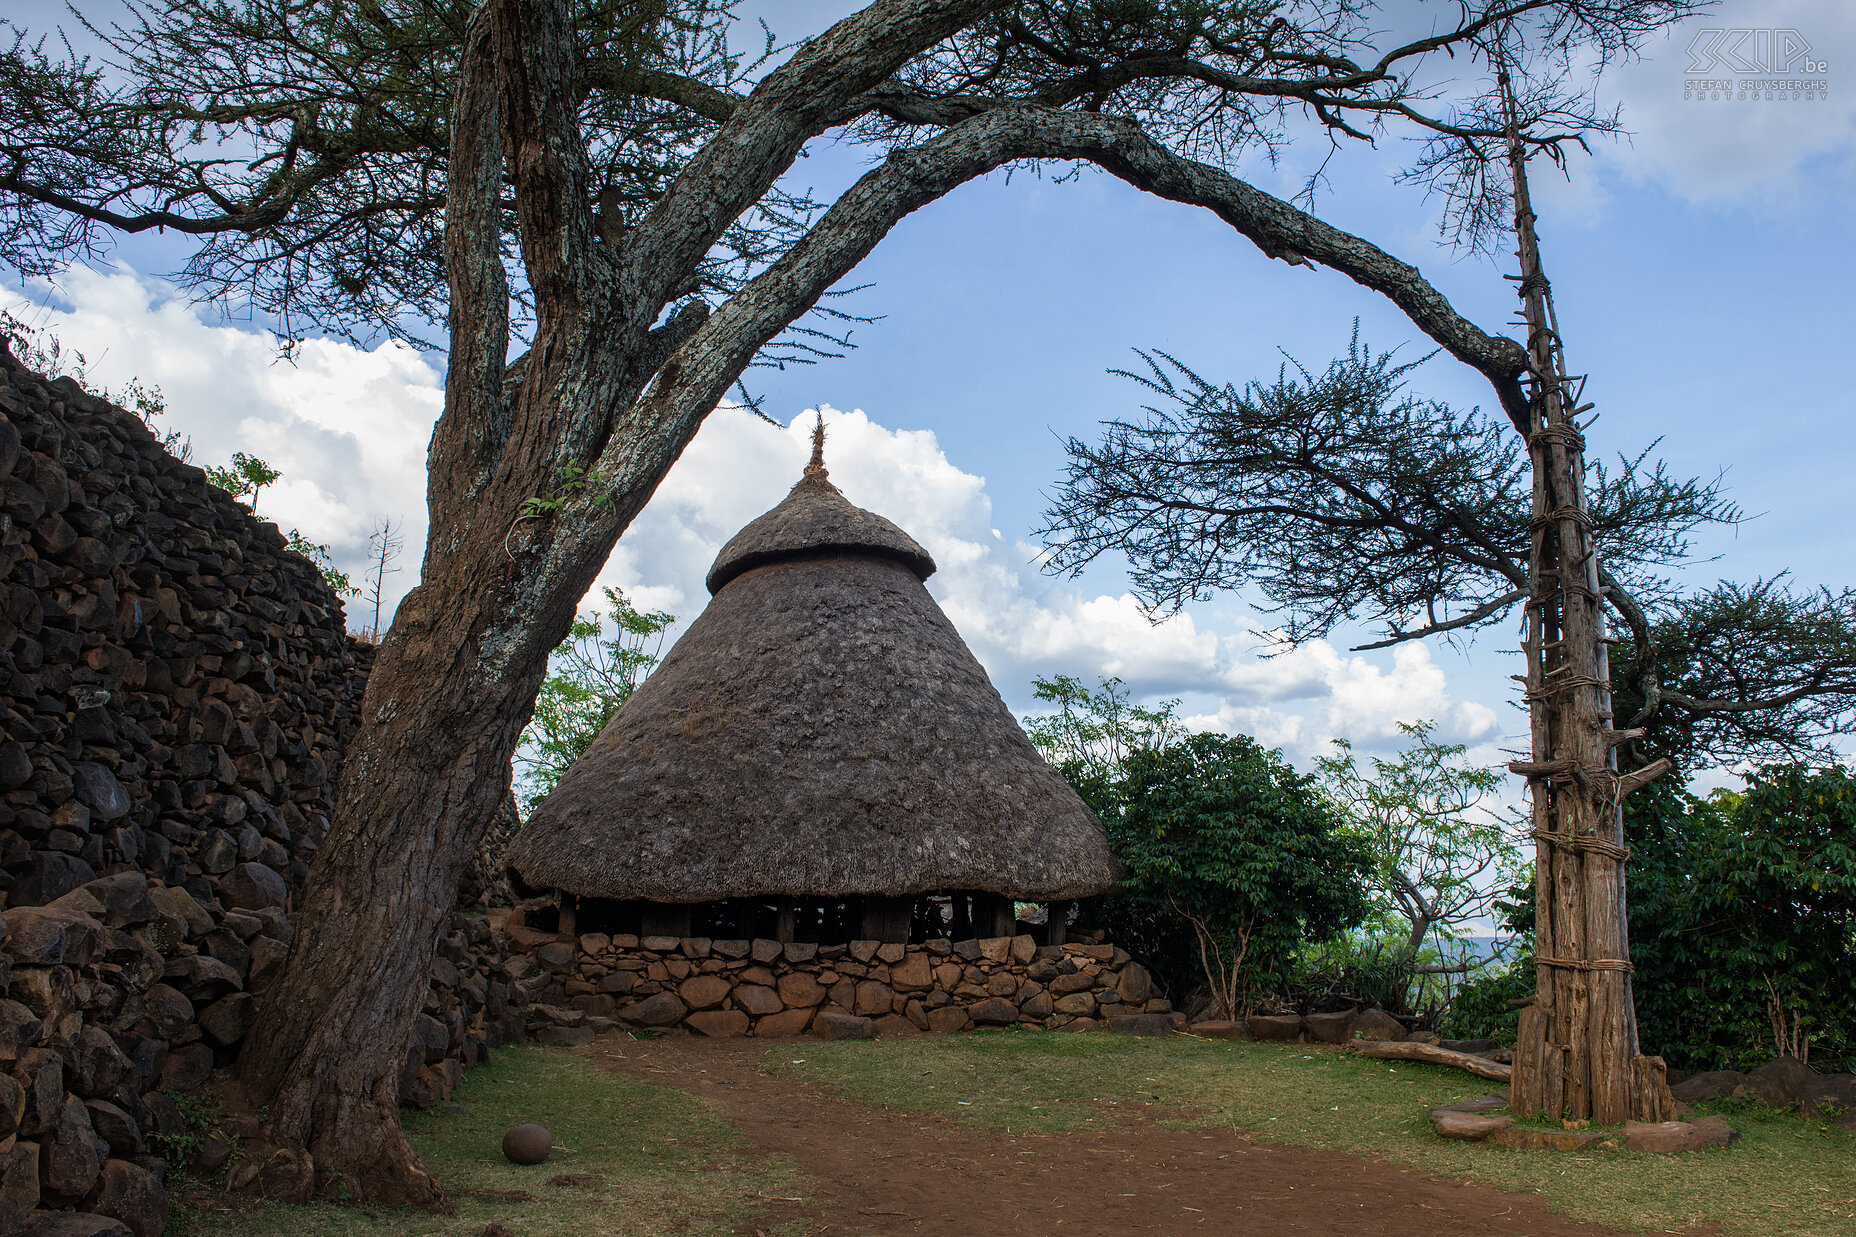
[859,895,913,944]
[1045,901,1070,946]
[973,892,1014,939]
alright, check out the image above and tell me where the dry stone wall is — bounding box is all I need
[0,348,515,1234]
[500,921,1180,1041]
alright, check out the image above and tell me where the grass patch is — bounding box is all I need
[775,1031,1856,1237]
[171,1044,810,1237]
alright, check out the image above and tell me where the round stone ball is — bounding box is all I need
[502,1123,552,1165]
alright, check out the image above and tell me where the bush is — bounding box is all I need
[1628,766,1856,1071]
[1104,732,1375,1017]
[1439,956,1533,1042]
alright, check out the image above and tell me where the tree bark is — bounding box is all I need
[1493,57,1672,1126]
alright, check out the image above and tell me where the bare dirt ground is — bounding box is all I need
[590,1036,1656,1237]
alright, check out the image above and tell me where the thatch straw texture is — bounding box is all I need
[507,471,1120,903]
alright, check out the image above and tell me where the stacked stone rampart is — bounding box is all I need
[0,348,511,1234]
[500,924,1180,1041]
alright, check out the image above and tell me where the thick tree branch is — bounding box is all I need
[432,7,512,514]
[1007,110,1533,426]
[620,0,1011,319]
[493,0,600,315]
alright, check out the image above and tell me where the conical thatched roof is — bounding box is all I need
[505,435,1120,904]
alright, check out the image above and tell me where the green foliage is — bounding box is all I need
[1314,721,1516,1013]
[284,529,358,598]
[1288,917,1435,1015]
[146,1088,221,1175]
[203,451,282,512]
[1022,673,1183,802]
[1317,723,1511,944]
[1439,956,1534,1042]
[1627,766,1856,1071]
[1112,732,1375,1017]
[519,460,621,520]
[516,587,675,810]
[199,451,358,598]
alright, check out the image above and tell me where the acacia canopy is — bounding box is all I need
[1041,335,1856,767]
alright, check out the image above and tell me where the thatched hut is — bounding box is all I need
[505,430,1120,944]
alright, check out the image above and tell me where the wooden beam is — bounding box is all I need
[1352,1040,1513,1083]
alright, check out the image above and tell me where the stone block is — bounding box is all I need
[872,1014,920,1039]
[776,973,825,1008]
[734,985,783,1017]
[1669,1070,1745,1103]
[82,1158,165,1237]
[814,1011,874,1040]
[640,935,681,953]
[198,993,256,1048]
[1115,962,1152,1006]
[1303,1010,1356,1044]
[1349,1008,1406,1041]
[687,1010,751,1039]
[967,997,1018,1025]
[1106,1013,1174,1038]
[783,942,819,965]
[220,862,287,910]
[925,1006,971,1035]
[41,1097,101,1202]
[1053,992,1097,1016]
[1489,1125,1608,1151]
[1430,1110,1513,1141]
[623,992,687,1026]
[754,1008,816,1038]
[677,975,730,1010]
[889,952,933,991]
[750,939,784,964]
[853,981,897,1017]
[1245,1015,1304,1042]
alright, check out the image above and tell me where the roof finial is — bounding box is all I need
[803,412,827,481]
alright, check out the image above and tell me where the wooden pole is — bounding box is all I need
[1494,41,1672,1124]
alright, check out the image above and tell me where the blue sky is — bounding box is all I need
[5,0,1852,781]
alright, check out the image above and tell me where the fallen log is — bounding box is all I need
[1352,1040,1514,1083]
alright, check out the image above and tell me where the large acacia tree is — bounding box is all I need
[3,0,1709,1202]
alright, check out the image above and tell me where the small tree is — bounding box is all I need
[203,451,282,513]
[1022,673,1183,804]
[1317,721,1516,1008]
[362,518,405,639]
[1114,732,1374,1018]
[516,586,675,811]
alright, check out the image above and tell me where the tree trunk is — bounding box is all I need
[231,0,1018,1204]
[1496,58,1673,1125]
[233,578,555,1204]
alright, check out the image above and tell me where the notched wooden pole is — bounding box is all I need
[1495,45,1674,1125]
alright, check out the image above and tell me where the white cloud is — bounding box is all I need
[6,269,1508,770]
[4,266,439,627]
[598,404,1506,767]
[1588,0,1855,205]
